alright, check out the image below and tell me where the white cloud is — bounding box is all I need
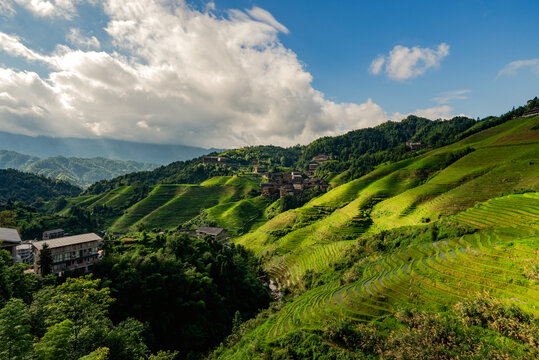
[432,89,470,104]
[246,6,289,34]
[12,0,80,19]
[0,32,51,62]
[391,105,467,122]
[0,0,15,17]
[66,28,100,49]
[369,56,385,75]
[0,0,389,148]
[370,43,450,81]
[497,59,539,77]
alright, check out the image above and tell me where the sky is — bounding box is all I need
[0,0,537,148]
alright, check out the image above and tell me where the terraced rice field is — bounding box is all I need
[454,192,539,230]
[61,185,143,214]
[266,241,354,287]
[205,196,270,235]
[111,184,184,231]
[267,193,539,338]
[107,175,261,231]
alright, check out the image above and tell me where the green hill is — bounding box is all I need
[100,175,262,232]
[0,168,82,204]
[213,115,539,358]
[0,150,158,188]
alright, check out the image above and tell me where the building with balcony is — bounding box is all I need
[32,233,102,275]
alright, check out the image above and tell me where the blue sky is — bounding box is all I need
[214,0,539,117]
[0,0,537,147]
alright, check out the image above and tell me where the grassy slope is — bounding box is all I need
[218,117,538,357]
[267,193,539,337]
[235,116,539,288]
[108,175,262,231]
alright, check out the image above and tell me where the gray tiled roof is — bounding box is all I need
[0,227,21,244]
[33,233,102,250]
[43,229,64,235]
[196,227,224,236]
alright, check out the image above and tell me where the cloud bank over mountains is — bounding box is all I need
[0,0,461,148]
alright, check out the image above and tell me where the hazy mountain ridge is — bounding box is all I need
[0,150,160,188]
[0,131,220,164]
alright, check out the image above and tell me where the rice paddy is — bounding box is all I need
[267,193,539,337]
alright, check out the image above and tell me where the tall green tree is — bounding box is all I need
[39,276,114,357]
[78,347,110,360]
[0,298,32,360]
[0,210,16,227]
[37,243,53,276]
[34,319,73,360]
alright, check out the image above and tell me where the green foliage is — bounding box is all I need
[38,243,53,276]
[34,320,73,360]
[0,298,32,360]
[93,232,270,357]
[304,115,476,182]
[218,300,537,359]
[86,160,234,195]
[454,294,538,349]
[78,347,110,360]
[1,200,103,240]
[0,250,39,306]
[0,169,81,205]
[148,350,179,360]
[0,210,16,227]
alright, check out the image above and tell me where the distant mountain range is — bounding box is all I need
[0,150,159,188]
[0,131,219,164]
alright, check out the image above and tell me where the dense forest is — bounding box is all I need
[0,169,81,204]
[0,231,269,359]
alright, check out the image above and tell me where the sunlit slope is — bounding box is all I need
[61,185,143,214]
[236,116,539,288]
[267,193,539,337]
[205,196,270,236]
[109,175,260,231]
[236,155,448,287]
[369,116,539,232]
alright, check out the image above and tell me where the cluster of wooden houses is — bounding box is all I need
[254,155,331,197]
[259,171,328,197]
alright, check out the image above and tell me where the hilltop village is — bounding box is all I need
[204,154,332,198]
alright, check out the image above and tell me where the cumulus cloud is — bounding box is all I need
[497,59,539,77]
[66,28,100,49]
[432,89,470,104]
[0,0,389,148]
[1,0,82,19]
[0,32,51,62]
[370,43,450,81]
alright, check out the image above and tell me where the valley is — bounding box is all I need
[1,106,538,359]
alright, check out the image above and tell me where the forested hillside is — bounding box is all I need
[213,113,539,359]
[85,114,477,194]
[0,102,537,360]
[0,150,158,188]
[0,169,81,204]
